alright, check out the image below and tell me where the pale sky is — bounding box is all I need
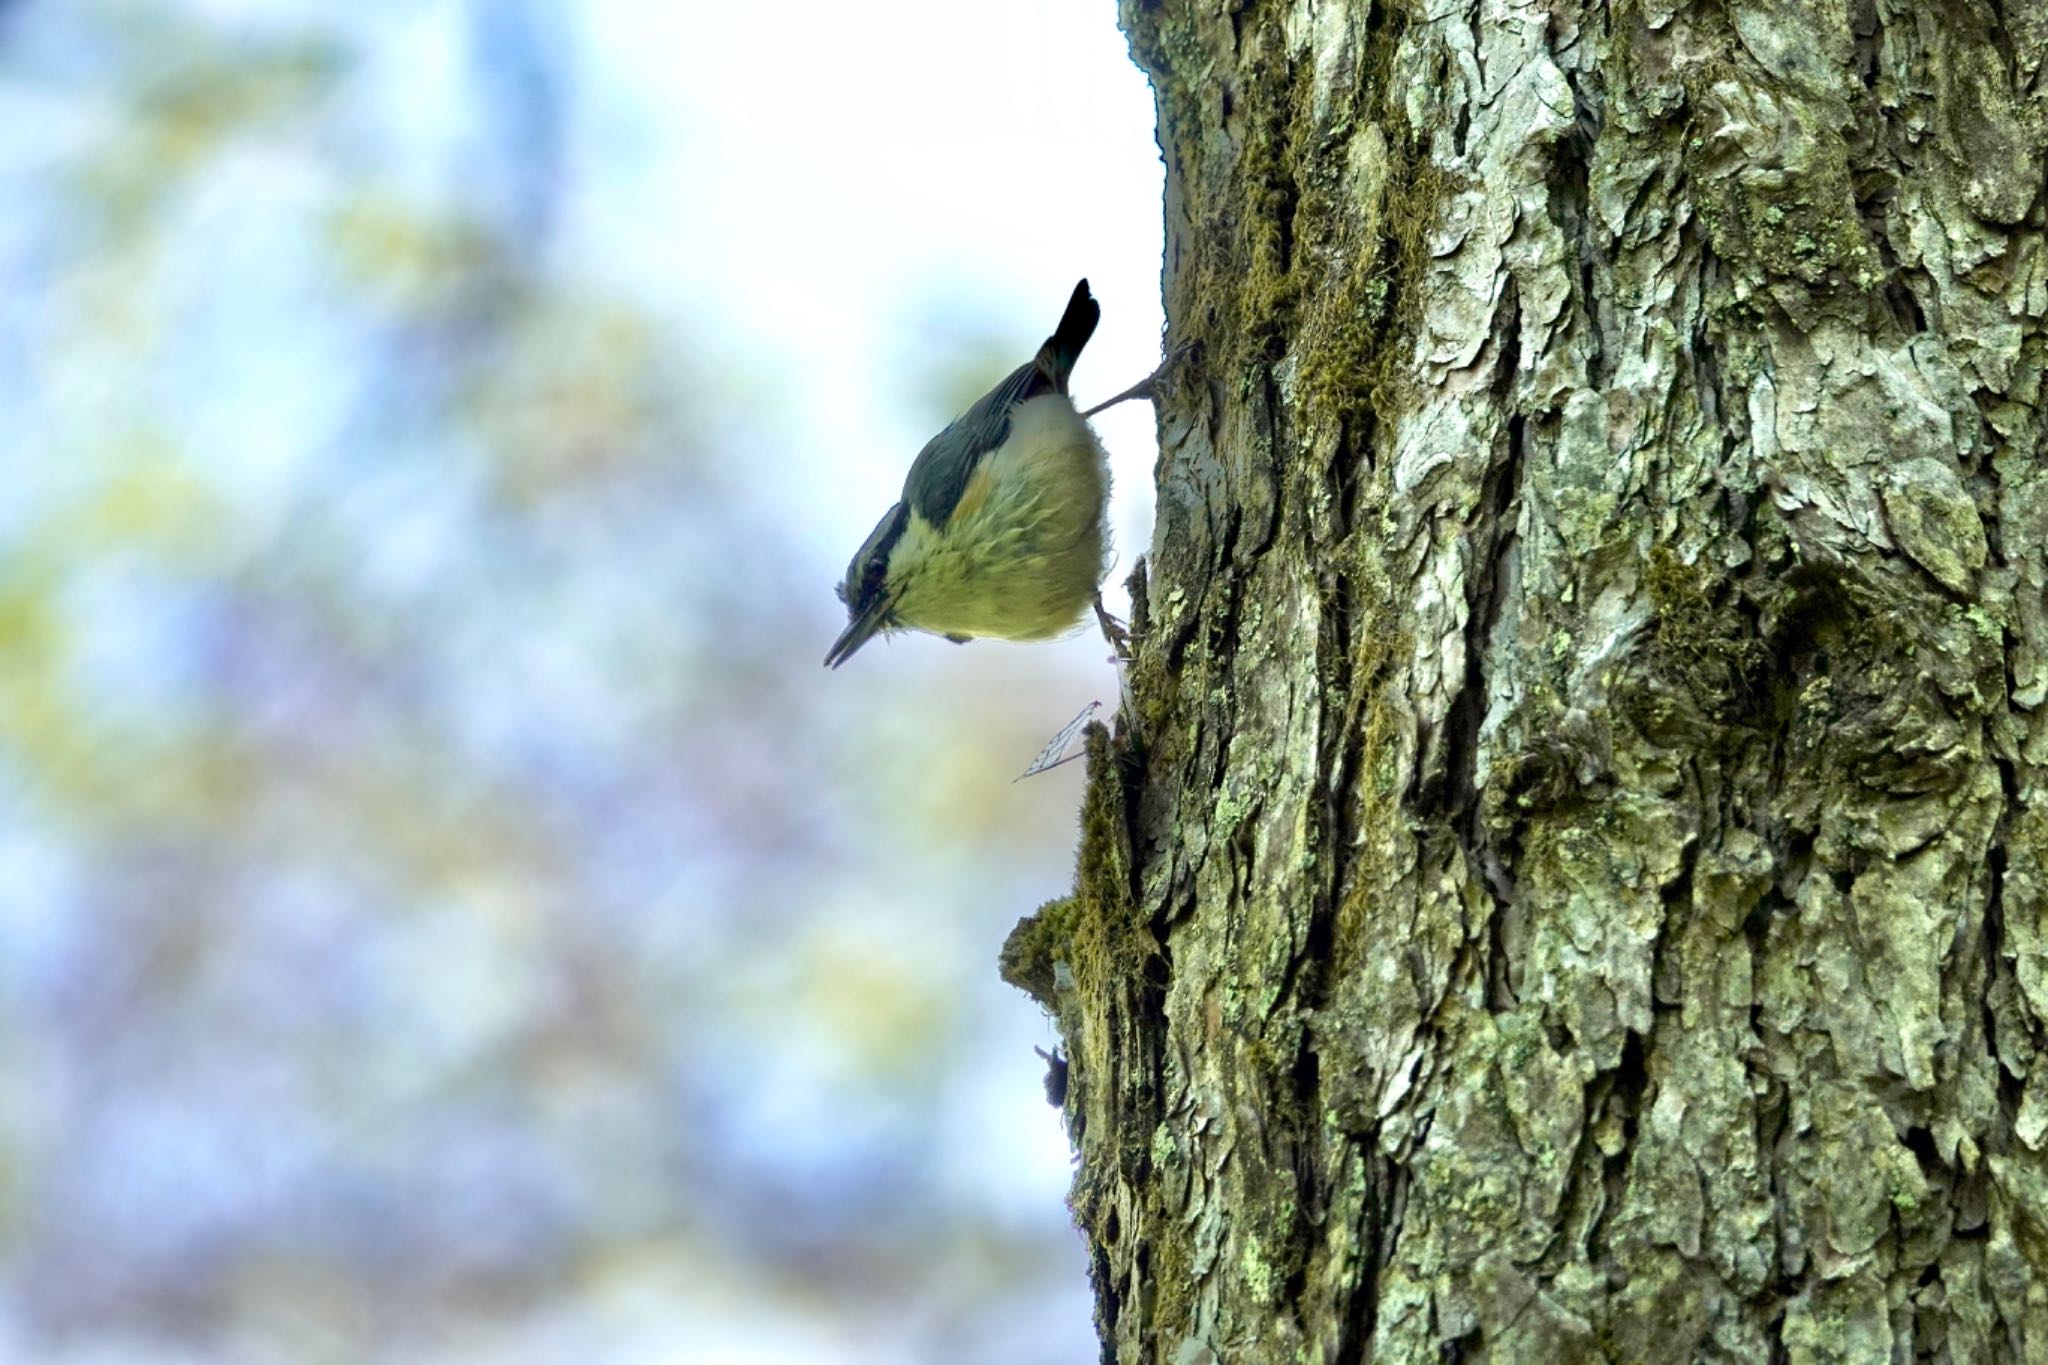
[0,3,1168,1360]
[579,0,1167,617]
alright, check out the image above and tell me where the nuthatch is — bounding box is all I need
[827,280,1147,669]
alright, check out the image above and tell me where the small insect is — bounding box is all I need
[1016,700,1101,781]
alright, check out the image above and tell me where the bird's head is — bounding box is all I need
[825,501,910,668]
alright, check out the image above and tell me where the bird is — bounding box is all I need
[826,279,1137,669]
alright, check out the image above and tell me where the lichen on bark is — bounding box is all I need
[1004,0,2048,1359]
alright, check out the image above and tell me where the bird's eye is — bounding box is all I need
[858,559,888,608]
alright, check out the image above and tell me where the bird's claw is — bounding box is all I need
[1093,592,1133,662]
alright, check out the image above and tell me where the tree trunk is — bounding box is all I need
[1002,0,2048,1359]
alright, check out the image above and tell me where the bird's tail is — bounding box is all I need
[1034,279,1100,394]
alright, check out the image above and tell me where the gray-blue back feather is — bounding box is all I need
[901,280,1100,527]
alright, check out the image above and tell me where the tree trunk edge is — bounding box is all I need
[1010,1,2048,1361]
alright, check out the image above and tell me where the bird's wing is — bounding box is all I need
[901,360,1047,527]
[900,281,1099,528]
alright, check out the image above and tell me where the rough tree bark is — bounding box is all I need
[1002,0,2048,1360]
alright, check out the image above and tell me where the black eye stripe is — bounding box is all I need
[840,502,910,615]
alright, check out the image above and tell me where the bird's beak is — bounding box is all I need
[824,596,892,669]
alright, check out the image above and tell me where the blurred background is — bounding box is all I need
[0,1,1163,1361]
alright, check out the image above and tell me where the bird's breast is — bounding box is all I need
[890,395,1111,642]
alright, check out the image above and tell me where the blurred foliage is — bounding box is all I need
[0,2,1101,1361]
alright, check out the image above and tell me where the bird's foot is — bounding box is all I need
[1080,341,1196,419]
[1093,592,1133,662]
